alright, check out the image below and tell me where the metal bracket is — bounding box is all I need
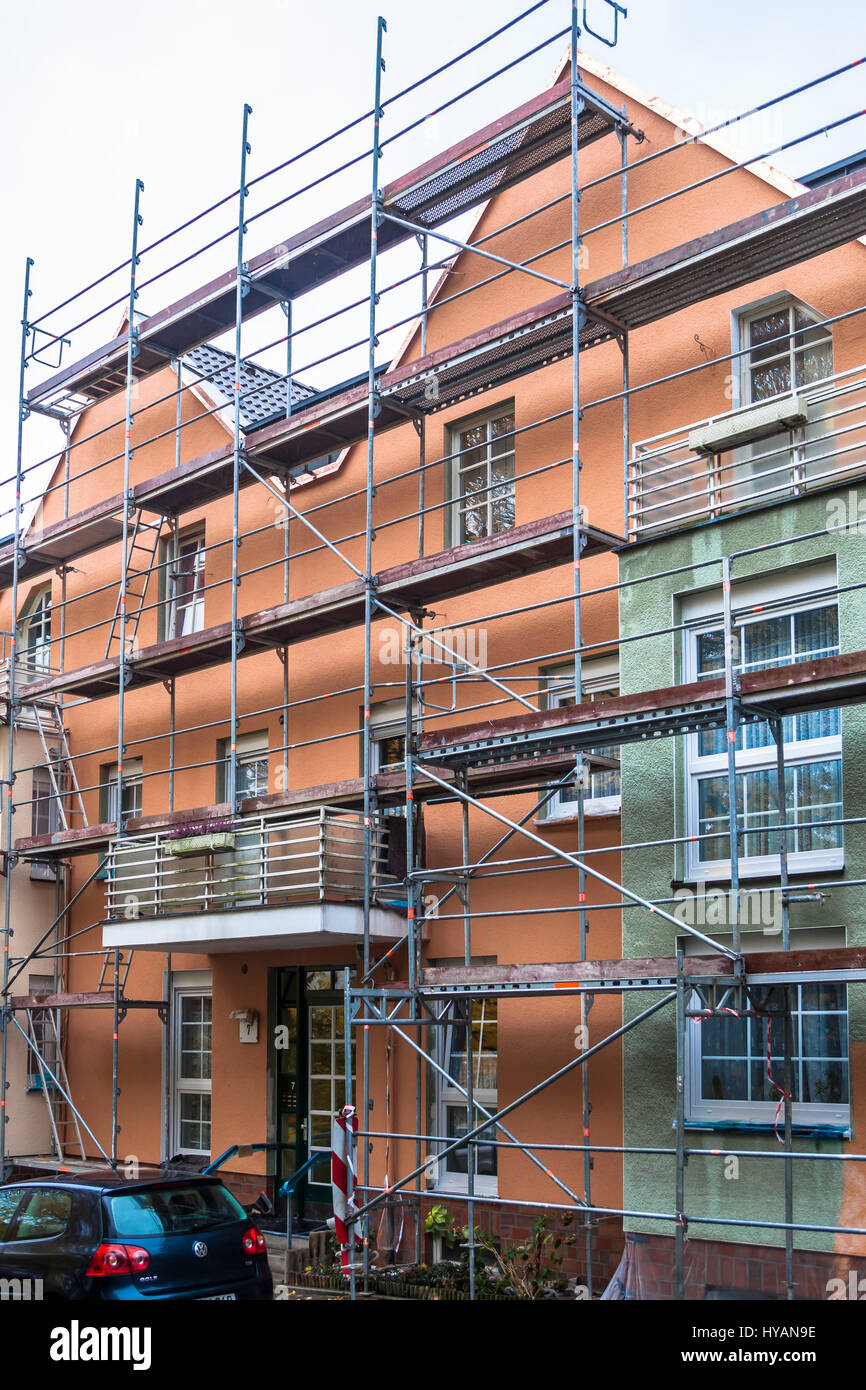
[582,0,627,48]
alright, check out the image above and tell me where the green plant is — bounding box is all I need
[424,1203,462,1248]
[476,1213,576,1299]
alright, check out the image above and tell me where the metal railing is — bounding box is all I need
[105,807,399,919]
[627,365,866,539]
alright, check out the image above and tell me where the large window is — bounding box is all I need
[171,974,212,1158]
[102,758,143,825]
[17,587,52,678]
[369,699,415,774]
[738,296,833,405]
[545,654,621,818]
[451,404,515,545]
[436,998,498,1194]
[687,980,849,1129]
[218,730,269,801]
[166,531,205,639]
[685,583,842,880]
[31,768,59,838]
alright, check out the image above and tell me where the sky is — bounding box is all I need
[0,0,864,514]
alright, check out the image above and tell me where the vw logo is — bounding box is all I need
[193,1241,208,1258]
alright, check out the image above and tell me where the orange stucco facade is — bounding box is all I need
[4,52,865,1284]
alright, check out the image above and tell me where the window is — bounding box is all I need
[307,993,354,1188]
[171,974,212,1158]
[217,730,269,801]
[0,1189,24,1241]
[545,654,621,818]
[451,404,515,545]
[436,998,498,1194]
[26,973,57,1091]
[109,1185,245,1237]
[30,769,59,880]
[687,980,849,1129]
[102,758,143,825]
[165,531,205,639]
[9,1188,71,1241]
[31,769,59,839]
[731,296,835,503]
[684,576,842,879]
[17,587,52,679]
[738,297,833,405]
[369,700,413,773]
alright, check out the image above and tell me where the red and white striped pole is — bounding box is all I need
[331,1104,358,1274]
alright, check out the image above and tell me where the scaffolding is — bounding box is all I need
[1,0,866,1301]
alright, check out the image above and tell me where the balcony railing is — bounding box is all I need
[105,807,400,920]
[627,366,866,540]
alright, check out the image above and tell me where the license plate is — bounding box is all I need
[199,1292,238,1301]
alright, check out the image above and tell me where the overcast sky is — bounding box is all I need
[1,0,864,507]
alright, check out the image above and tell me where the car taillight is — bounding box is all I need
[86,1242,151,1276]
[242,1227,267,1255]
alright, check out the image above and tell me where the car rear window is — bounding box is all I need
[108,1184,247,1237]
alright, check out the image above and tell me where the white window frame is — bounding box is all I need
[683,575,842,882]
[732,292,833,409]
[170,971,213,1159]
[449,402,516,546]
[544,653,621,819]
[434,998,498,1196]
[31,767,59,839]
[167,531,206,639]
[223,730,269,800]
[18,587,52,679]
[105,757,143,824]
[370,699,417,774]
[685,932,850,1128]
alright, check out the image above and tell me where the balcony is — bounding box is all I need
[102,807,407,954]
[627,367,866,540]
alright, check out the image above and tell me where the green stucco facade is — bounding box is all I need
[617,486,866,1252]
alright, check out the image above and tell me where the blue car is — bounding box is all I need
[0,1170,273,1301]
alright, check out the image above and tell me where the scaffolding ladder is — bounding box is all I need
[98,949,134,995]
[24,1006,86,1162]
[31,702,88,831]
[104,509,163,658]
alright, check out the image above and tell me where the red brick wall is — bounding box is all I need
[619,1232,862,1300]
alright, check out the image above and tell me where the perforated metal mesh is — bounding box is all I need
[185,344,316,432]
[385,303,615,414]
[392,95,617,229]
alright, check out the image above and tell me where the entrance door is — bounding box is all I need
[273,967,356,1217]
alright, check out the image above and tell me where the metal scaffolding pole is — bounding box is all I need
[356,12,388,1300]
[0,257,33,1181]
[229,104,252,816]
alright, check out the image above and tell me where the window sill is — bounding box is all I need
[681,1119,850,1138]
[676,857,844,888]
[539,801,622,827]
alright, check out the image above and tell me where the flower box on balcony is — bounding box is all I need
[688,393,808,455]
[164,833,236,856]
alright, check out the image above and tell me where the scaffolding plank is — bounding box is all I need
[27,79,624,407]
[5,295,617,596]
[15,513,614,701]
[585,168,866,329]
[8,991,165,1010]
[418,648,866,768]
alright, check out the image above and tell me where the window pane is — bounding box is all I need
[13,1189,71,1241]
[698,761,842,862]
[179,1093,211,1152]
[445,1106,497,1176]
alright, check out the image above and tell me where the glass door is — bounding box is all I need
[305,969,356,1203]
[272,967,356,1215]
